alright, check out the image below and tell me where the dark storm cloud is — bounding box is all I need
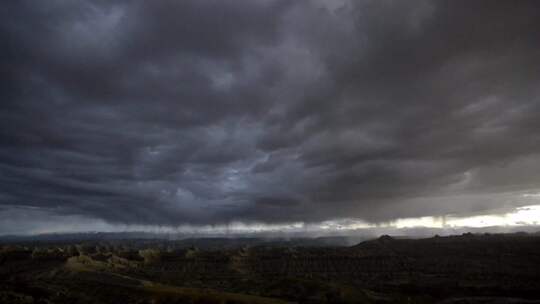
[1,0,540,229]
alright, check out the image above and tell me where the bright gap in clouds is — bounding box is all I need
[389,205,540,229]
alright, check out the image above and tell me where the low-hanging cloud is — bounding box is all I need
[1,0,540,232]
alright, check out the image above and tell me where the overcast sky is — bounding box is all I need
[2,1,540,234]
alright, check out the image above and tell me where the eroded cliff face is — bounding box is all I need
[1,233,540,303]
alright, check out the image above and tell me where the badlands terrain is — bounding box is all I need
[1,233,540,303]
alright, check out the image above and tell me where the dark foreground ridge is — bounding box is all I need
[2,232,540,303]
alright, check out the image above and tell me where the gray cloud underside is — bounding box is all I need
[1,0,540,227]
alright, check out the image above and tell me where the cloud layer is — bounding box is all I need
[2,0,540,230]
